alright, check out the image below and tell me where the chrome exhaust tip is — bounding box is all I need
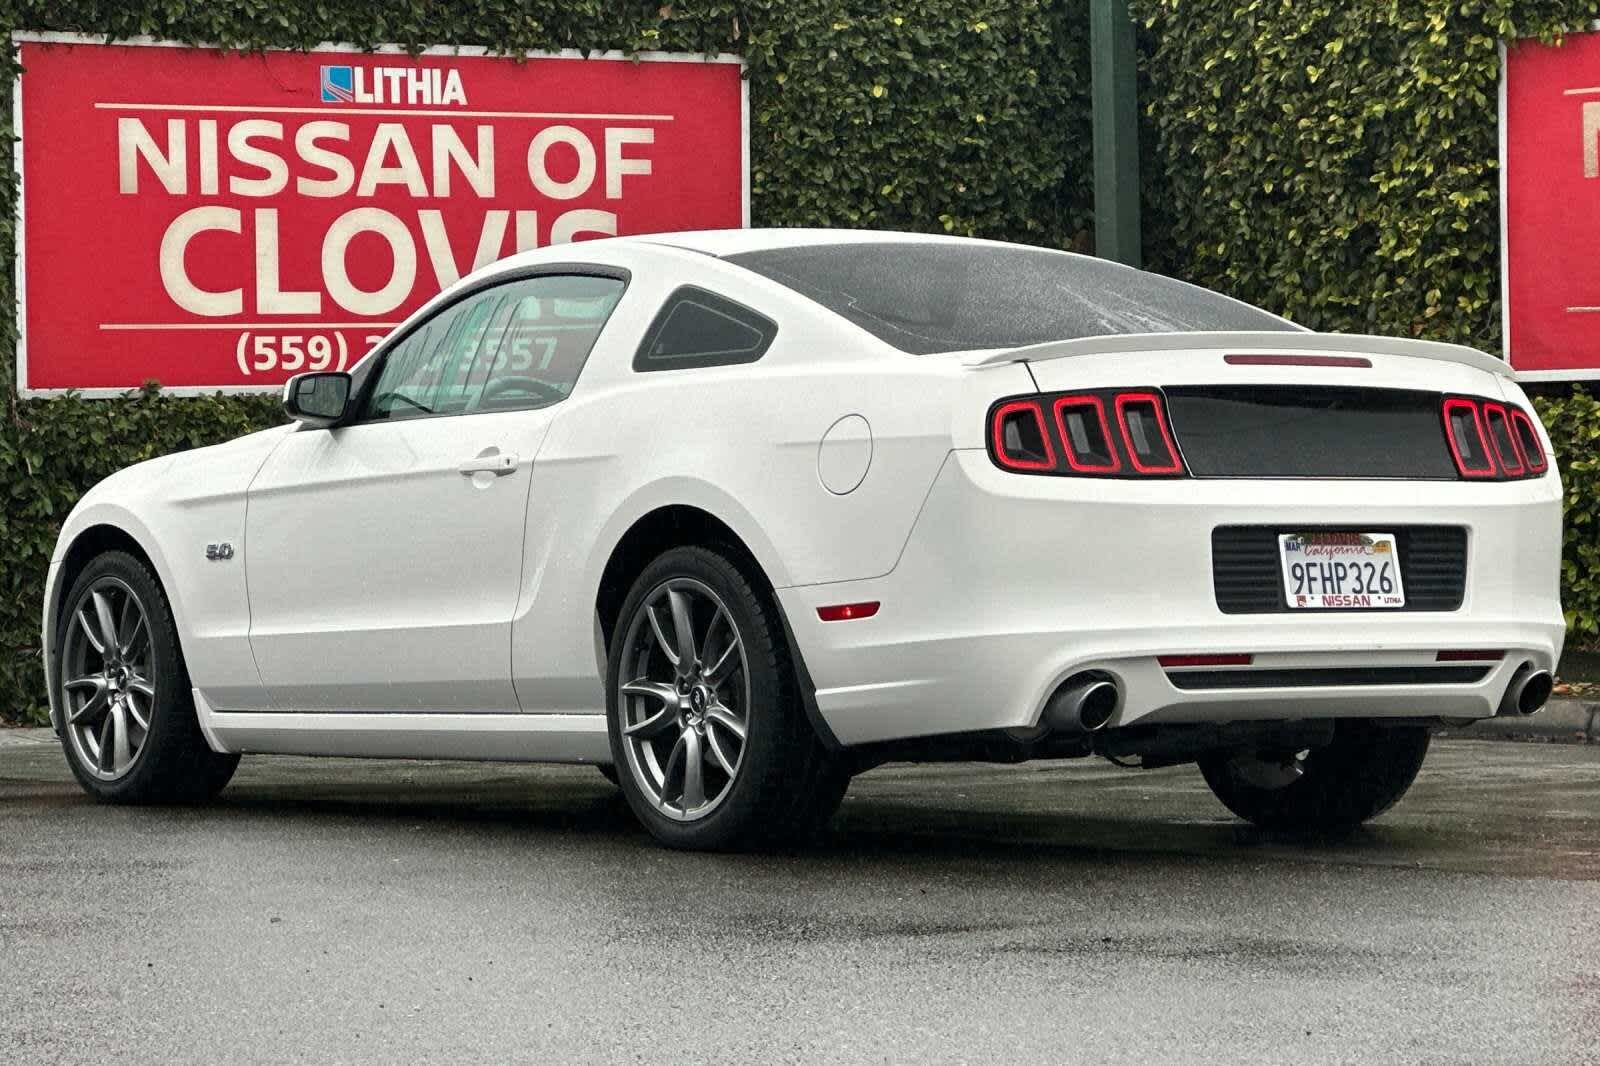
[1042,674,1120,735]
[1498,665,1554,717]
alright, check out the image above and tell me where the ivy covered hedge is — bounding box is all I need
[1537,390,1600,639]
[0,1,1091,723]
[1130,0,1600,349]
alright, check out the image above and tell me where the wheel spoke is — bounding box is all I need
[96,714,115,773]
[661,731,687,800]
[680,728,706,810]
[124,692,150,732]
[620,678,678,738]
[76,609,106,655]
[706,727,738,777]
[624,710,678,740]
[704,638,740,685]
[706,703,747,741]
[64,677,109,724]
[91,591,121,660]
[109,702,133,774]
[126,673,155,700]
[698,605,725,666]
[646,605,679,667]
[666,588,698,673]
[120,611,146,658]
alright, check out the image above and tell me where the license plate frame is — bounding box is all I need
[1278,531,1405,610]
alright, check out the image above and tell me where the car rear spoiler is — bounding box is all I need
[959,331,1512,379]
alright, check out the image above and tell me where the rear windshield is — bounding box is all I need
[724,242,1300,355]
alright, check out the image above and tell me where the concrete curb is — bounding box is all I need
[0,726,55,748]
[1438,699,1597,745]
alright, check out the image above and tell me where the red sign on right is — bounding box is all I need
[1504,29,1600,380]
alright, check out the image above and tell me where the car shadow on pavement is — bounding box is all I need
[200,769,1408,872]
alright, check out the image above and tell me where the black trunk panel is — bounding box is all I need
[1165,386,1457,479]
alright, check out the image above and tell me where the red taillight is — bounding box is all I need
[1436,649,1505,662]
[1158,653,1254,668]
[988,389,1186,478]
[1481,403,1525,477]
[1441,396,1546,481]
[817,602,879,622]
[1114,392,1184,475]
[990,399,1056,471]
[1441,397,1497,479]
[1052,395,1121,474]
[1509,408,1548,474]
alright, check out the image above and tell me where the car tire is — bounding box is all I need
[1198,721,1429,833]
[605,545,847,850]
[596,763,620,787]
[54,550,240,804]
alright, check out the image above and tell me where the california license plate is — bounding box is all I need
[1278,531,1405,609]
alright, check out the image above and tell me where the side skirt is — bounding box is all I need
[193,688,611,763]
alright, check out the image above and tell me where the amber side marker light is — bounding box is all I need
[817,602,880,622]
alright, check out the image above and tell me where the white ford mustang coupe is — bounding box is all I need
[43,230,1563,849]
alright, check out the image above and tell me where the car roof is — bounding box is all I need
[620,227,1038,258]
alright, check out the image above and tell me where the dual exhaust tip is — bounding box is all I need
[1042,673,1120,735]
[1498,664,1554,718]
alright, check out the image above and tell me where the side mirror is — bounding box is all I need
[283,372,351,427]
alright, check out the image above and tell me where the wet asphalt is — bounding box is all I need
[2,729,1598,1066]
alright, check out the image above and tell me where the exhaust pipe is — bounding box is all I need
[1041,673,1120,735]
[1497,665,1554,717]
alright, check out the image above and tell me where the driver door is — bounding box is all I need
[244,271,624,713]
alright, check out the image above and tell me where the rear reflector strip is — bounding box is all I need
[1436,649,1506,662]
[817,602,880,622]
[1223,354,1373,368]
[1157,653,1254,668]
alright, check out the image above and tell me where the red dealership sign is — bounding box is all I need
[1503,29,1600,379]
[12,34,747,395]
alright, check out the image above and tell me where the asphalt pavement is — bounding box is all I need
[3,728,1599,1065]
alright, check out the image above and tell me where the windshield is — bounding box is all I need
[725,241,1300,355]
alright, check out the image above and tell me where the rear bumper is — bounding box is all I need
[779,450,1565,746]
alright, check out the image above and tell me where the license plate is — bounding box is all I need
[1278,531,1405,609]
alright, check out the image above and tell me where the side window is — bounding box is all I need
[633,286,777,372]
[360,272,625,422]
[476,274,625,412]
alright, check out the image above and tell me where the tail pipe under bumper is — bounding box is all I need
[1498,662,1554,717]
[1041,673,1120,735]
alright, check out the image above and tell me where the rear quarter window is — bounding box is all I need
[633,286,777,372]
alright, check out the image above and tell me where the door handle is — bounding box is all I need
[458,450,519,477]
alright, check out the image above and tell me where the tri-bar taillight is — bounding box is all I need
[1440,395,1548,481]
[989,388,1186,478]
[989,388,1551,482]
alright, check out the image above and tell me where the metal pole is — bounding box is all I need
[1091,0,1142,267]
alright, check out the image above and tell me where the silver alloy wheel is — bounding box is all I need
[1230,748,1312,790]
[617,577,750,822]
[60,577,155,781]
